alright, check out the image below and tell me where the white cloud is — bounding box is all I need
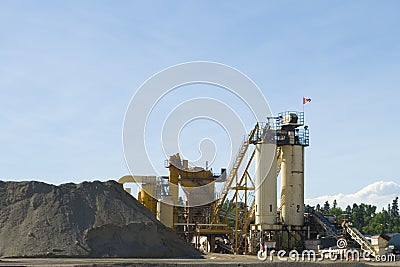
[305,181,400,211]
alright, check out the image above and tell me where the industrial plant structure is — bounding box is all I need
[119,111,393,258]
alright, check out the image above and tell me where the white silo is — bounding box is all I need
[255,133,277,226]
[280,144,304,226]
[278,112,308,227]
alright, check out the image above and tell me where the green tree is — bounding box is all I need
[345,205,352,214]
[333,199,337,209]
[350,203,375,230]
[363,211,389,234]
[323,201,330,213]
[391,197,399,217]
[329,206,344,222]
[351,203,362,229]
[332,197,399,235]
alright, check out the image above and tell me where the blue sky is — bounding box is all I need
[1,1,399,201]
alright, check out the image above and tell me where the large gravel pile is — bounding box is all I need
[0,180,201,258]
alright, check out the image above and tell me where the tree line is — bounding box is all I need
[313,196,399,235]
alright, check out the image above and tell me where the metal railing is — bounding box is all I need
[211,124,259,224]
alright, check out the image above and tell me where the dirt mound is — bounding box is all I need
[0,180,201,258]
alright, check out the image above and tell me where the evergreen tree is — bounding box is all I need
[315,198,399,234]
[345,205,352,214]
[391,197,399,217]
[323,201,330,213]
[329,205,343,221]
[316,203,321,211]
[351,204,361,229]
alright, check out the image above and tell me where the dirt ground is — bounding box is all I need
[0,253,399,267]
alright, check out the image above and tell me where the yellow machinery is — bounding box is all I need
[166,153,216,234]
[118,111,311,254]
[118,175,157,214]
[167,153,215,207]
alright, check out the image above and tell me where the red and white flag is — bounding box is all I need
[303,97,311,104]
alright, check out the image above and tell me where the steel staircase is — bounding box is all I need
[211,124,259,224]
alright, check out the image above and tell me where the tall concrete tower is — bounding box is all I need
[277,112,309,226]
[254,125,278,226]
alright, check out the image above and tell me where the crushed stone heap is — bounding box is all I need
[0,180,201,258]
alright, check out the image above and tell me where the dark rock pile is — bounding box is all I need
[0,180,201,258]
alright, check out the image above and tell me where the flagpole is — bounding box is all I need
[302,97,311,122]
